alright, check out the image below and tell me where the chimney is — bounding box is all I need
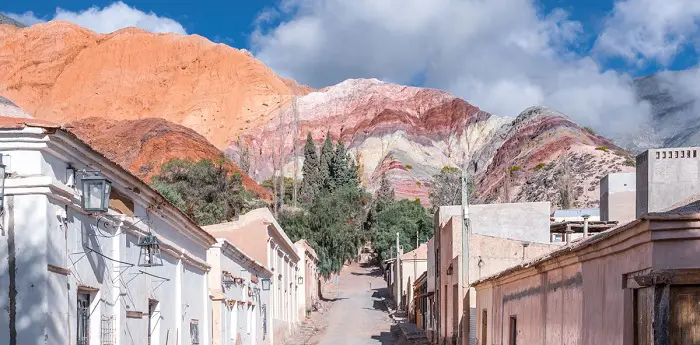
[565,224,573,245]
[582,214,590,237]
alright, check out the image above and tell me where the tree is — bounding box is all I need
[429,166,462,207]
[279,185,370,277]
[319,132,336,192]
[232,136,251,174]
[261,177,296,205]
[151,158,262,226]
[299,133,321,204]
[376,172,395,205]
[370,199,433,262]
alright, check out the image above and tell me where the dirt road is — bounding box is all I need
[311,262,397,345]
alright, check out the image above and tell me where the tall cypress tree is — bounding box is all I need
[319,132,336,192]
[299,133,320,205]
[332,139,350,188]
[377,172,395,201]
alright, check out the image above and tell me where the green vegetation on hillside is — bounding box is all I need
[151,158,265,226]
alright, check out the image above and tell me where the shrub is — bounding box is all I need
[416,181,422,185]
[508,165,521,173]
[405,164,413,170]
[534,163,545,171]
[595,146,609,152]
[584,126,595,135]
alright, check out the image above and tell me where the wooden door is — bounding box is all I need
[670,285,700,345]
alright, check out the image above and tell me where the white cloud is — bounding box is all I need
[594,0,700,66]
[251,0,654,136]
[2,2,186,35]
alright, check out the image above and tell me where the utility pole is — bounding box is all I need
[461,156,471,345]
[291,84,299,208]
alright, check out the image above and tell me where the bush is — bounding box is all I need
[151,158,260,226]
[405,164,412,170]
[595,146,609,152]
[534,163,545,171]
[416,181,422,185]
[584,126,596,135]
[508,165,521,173]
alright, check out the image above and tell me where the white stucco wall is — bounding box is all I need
[0,128,213,345]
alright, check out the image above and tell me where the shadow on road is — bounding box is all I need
[351,266,383,277]
[370,324,399,344]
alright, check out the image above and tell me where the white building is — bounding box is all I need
[207,239,273,345]
[204,208,302,345]
[0,118,215,345]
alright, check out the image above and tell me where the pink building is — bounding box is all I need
[473,200,700,345]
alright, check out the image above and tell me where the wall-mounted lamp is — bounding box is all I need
[297,276,304,285]
[78,169,111,212]
[137,234,163,267]
[261,278,271,291]
[0,155,6,214]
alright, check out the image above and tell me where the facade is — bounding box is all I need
[400,243,428,312]
[204,208,302,345]
[0,118,215,345]
[600,172,636,222]
[207,239,273,345]
[473,200,700,345]
[294,239,319,318]
[636,147,700,217]
[412,272,429,328]
[432,203,558,345]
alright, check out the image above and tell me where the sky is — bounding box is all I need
[2,0,700,136]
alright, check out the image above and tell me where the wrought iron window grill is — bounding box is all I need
[77,293,90,345]
[190,320,200,345]
[101,315,116,345]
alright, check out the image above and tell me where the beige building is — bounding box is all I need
[294,239,319,319]
[432,204,559,345]
[473,200,700,345]
[400,243,428,312]
[207,239,273,345]
[204,208,302,345]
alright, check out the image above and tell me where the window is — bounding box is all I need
[101,316,115,345]
[663,152,667,158]
[482,309,488,345]
[509,316,517,345]
[656,152,660,159]
[190,320,200,345]
[77,293,90,345]
[695,150,698,158]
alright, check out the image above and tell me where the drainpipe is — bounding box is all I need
[582,214,590,238]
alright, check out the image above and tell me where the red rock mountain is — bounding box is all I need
[0,21,631,209]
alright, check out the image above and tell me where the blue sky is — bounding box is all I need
[2,0,700,133]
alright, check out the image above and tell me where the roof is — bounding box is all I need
[401,243,428,260]
[0,116,217,246]
[294,239,319,260]
[217,239,272,277]
[549,220,618,233]
[474,199,700,286]
[204,208,300,262]
[551,208,599,218]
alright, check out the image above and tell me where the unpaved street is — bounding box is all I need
[312,262,397,345]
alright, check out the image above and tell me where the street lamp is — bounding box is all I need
[79,170,111,212]
[261,278,271,291]
[0,156,6,214]
[137,234,164,267]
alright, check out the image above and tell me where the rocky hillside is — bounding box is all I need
[632,71,700,150]
[0,20,632,209]
[0,20,307,148]
[67,117,271,200]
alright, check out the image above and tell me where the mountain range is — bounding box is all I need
[0,19,690,210]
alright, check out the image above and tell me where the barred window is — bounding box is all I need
[190,320,200,345]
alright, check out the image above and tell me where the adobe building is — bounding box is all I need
[0,118,216,345]
[636,147,700,217]
[204,208,302,345]
[473,198,700,345]
[294,239,319,318]
[207,239,273,345]
[400,243,428,312]
[432,202,560,345]
[600,172,636,222]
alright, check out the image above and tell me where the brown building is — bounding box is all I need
[473,199,700,345]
